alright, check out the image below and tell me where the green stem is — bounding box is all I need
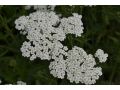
[0,50,8,57]
[68,35,73,49]
[0,45,19,53]
[0,15,17,42]
[109,63,117,84]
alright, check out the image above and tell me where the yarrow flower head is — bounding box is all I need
[15,11,65,61]
[15,11,83,61]
[49,54,66,79]
[15,7,108,85]
[95,49,108,63]
[66,46,102,84]
[49,46,103,84]
[60,13,84,37]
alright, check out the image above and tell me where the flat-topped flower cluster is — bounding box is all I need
[15,6,108,85]
[15,11,84,61]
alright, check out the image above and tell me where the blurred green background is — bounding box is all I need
[0,5,120,85]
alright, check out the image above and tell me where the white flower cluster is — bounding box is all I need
[95,49,108,63]
[25,5,56,12]
[17,81,26,85]
[15,11,83,61]
[60,13,84,37]
[15,8,108,84]
[15,11,67,61]
[49,46,103,84]
[49,55,66,79]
